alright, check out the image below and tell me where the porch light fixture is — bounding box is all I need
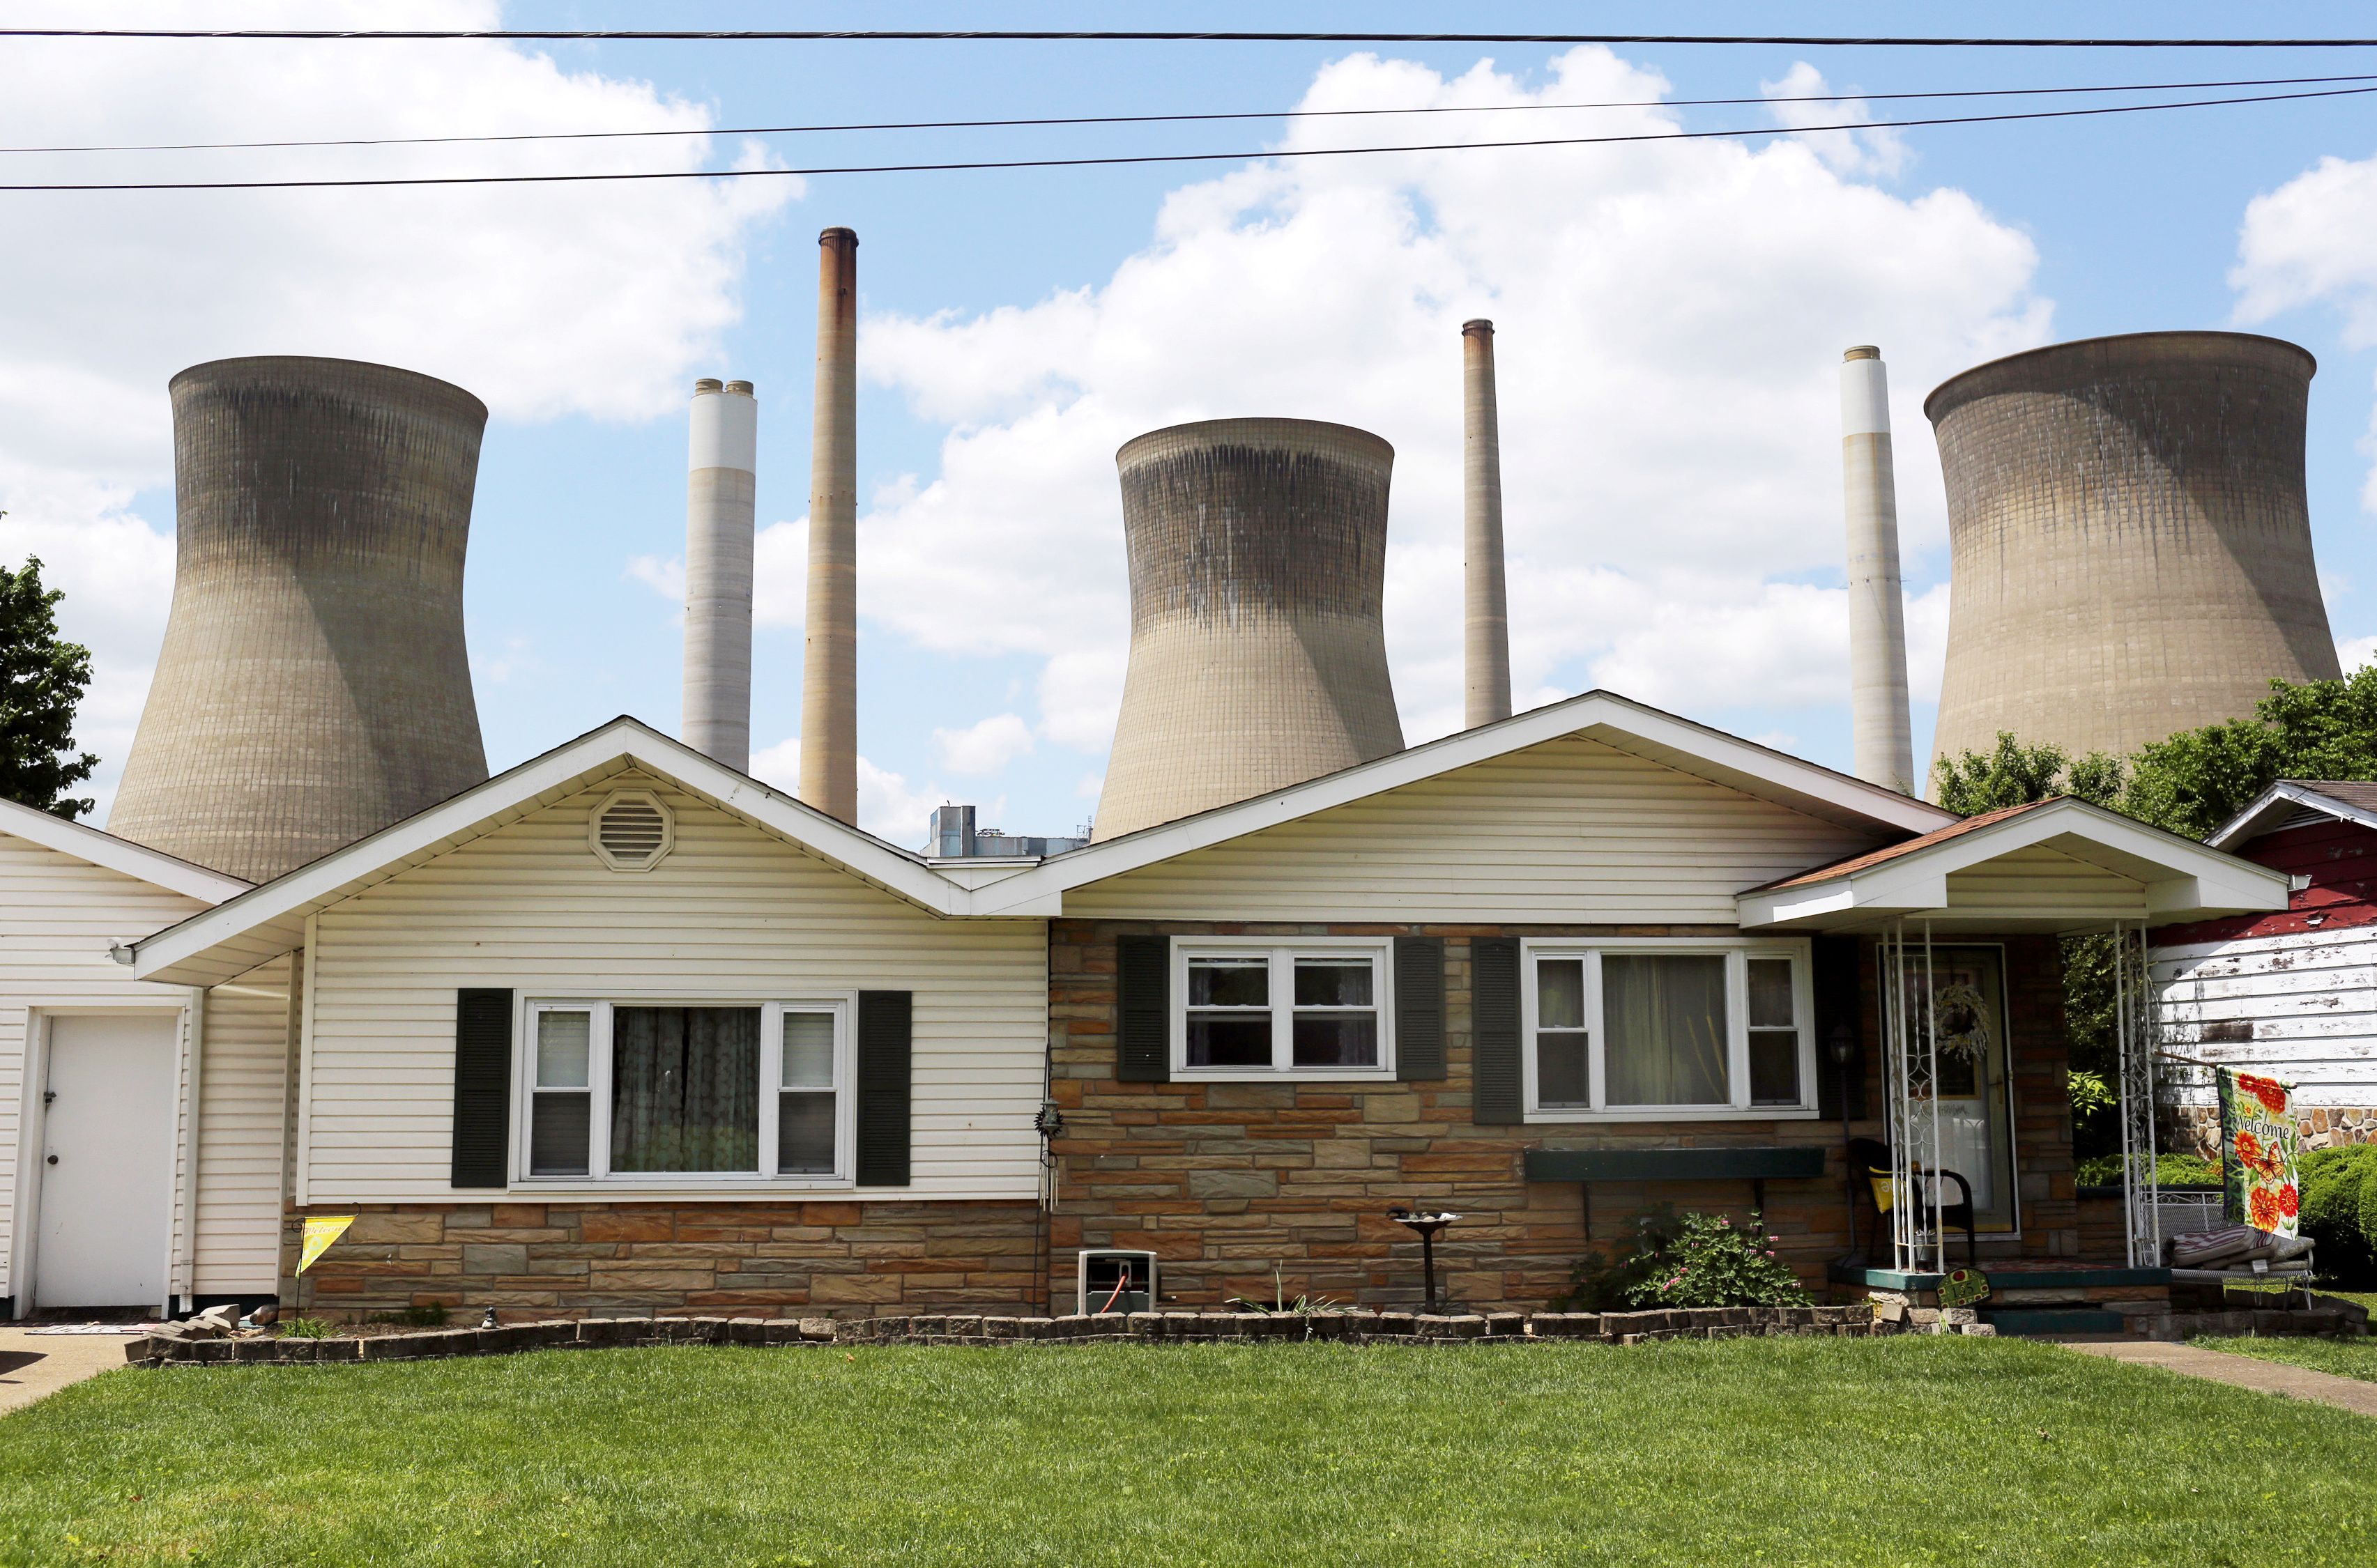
[1388,1207,1460,1312]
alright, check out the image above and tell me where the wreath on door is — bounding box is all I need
[1929,981,1992,1065]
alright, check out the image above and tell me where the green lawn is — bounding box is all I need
[2193,1332,2377,1385]
[3,1339,2374,1567]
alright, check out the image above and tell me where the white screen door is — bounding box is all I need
[35,1014,177,1311]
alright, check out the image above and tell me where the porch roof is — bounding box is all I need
[1734,797,2288,933]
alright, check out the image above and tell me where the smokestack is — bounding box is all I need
[801,227,859,824]
[682,377,758,771]
[1462,319,1511,728]
[1840,346,1916,795]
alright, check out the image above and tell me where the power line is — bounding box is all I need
[3,79,2367,193]
[10,71,2371,157]
[5,28,2377,47]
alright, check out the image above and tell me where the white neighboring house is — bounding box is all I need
[0,795,283,1318]
[2150,780,2377,1153]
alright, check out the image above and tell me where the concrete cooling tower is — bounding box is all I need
[1093,417,1405,841]
[108,356,490,882]
[1926,330,2340,787]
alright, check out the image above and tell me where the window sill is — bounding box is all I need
[1172,1068,1400,1084]
[510,1175,854,1191]
[1523,1107,1823,1124]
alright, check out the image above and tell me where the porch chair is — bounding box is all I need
[1847,1137,1978,1266]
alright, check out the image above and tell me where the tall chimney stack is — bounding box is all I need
[1841,345,1916,795]
[682,377,758,771]
[1462,319,1512,728]
[802,227,859,823]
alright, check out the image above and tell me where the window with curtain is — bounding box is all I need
[1524,944,1810,1119]
[1174,941,1393,1075]
[519,1000,848,1182]
[611,1006,761,1172]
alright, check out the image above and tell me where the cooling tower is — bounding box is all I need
[1093,418,1405,840]
[1927,331,2339,789]
[108,356,489,881]
[682,376,758,771]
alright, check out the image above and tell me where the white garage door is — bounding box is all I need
[35,1013,178,1312]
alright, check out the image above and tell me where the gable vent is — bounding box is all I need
[589,790,674,872]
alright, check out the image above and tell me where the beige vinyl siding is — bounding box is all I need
[2153,923,2377,1107]
[1063,735,1883,922]
[194,957,292,1293]
[1941,844,2146,921]
[300,775,1046,1204]
[0,831,208,1300]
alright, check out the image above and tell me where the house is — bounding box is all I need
[29,693,2277,1323]
[2151,779,2377,1153]
[0,797,266,1317]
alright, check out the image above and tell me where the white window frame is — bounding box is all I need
[1170,937,1396,1080]
[513,995,856,1187]
[1520,938,1817,1123]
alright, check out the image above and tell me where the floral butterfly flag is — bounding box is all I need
[2218,1069,2300,1238]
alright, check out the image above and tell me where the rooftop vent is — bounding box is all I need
[590,790,673,872]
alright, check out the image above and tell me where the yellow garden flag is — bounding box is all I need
[298,1215,356,1275]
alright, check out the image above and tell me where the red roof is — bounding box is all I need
[1754,799,2059,891]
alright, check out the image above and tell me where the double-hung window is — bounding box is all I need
[1172,939,1394,1077]
[1522,941,1813,1120]
[521,999,852,1183]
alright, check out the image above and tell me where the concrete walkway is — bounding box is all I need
[0,1328,137,1416]
[2061,1339,2377,1417]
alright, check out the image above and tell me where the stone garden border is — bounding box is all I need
[128,1305,1886,1367]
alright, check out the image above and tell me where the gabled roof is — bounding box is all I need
[963,689,1955,915]
[2208,780,2377,850]
[132,690,1964,981]
[1737,795,2289,932]
[133,717,966,987]
[0,794,250,905]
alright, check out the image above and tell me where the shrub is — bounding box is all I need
[2075,1152,2223,1187]
[1552,1206,1810,1310]
[276,1317,331,1339]
[2300,1145,2377,1286]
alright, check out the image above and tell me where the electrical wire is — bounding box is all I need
[3,79,2367,193]
[4,28,2377,47]
[8,71,2374,157]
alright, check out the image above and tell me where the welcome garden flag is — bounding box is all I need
[2218,1069,2301,1238]
[297,1214,356,1275]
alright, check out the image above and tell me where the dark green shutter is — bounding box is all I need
[1814,935,1865,1120]
[856,990,912,1186]
[1115,935,1170,1082]
[1472,938,1522,1123]
[450,988,513,1188]
[1394,936,1446,1081]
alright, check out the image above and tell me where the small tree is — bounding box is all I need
[1931,732,2123,815]
[0,556,100,821]
[2122,668,2377,840]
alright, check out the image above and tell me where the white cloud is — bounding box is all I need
[627,555,686,602]
[1760,62,1909,178]
[848,47,2046,759]
[0,0,795,811]
[933,712,1036,775]
[750,735,950,847]
[2233,149,2377,510]
[2339,633,2377,673]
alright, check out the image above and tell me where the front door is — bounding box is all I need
[34,1014,177,1312]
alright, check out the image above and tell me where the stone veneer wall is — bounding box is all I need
[282,1200,1044,1321]
[2171,1104,2377,1158]
[1048,923,2079,1314]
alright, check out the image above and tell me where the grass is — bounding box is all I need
[2192,1333,2377,1385]
[3,1339,2374,1567]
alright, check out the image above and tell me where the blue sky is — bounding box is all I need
[9,2,2377,845]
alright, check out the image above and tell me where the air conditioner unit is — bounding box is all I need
[1077,1249,1157,1316]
